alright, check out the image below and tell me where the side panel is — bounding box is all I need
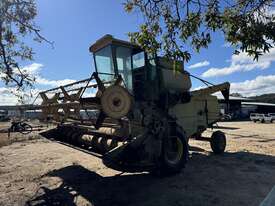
[169,95,220,138]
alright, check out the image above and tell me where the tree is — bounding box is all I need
[230,93,243,97]
[124,0,275,64]
[0,0,50,90]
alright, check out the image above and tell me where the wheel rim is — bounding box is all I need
[164,136,183,165]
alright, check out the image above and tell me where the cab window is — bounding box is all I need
[94,45,114,81]
[116,46,133,90]
[133,52,145,69]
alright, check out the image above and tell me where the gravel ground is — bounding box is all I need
[0,121,275,206]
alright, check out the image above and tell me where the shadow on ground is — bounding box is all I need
[26,149,275,206]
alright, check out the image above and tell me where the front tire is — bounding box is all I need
[159,131,189,175]
[210,131,226,154]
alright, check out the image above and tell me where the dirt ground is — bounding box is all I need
[0,121,275,206]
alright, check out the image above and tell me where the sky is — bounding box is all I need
[1,0,275,105]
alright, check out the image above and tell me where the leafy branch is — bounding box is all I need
[125,0,275,63]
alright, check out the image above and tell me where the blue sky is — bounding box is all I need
[1,0,275,105]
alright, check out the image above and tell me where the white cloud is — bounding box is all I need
[188,60,210,69]
[0,63,78,105]
[0,63,76,87]
[0,87,43,105]
[36,76,76,87]
[202,47,275,78]
[0,88,18,105]
[230,75,275,96]
[20,63,76,87]
[21,63,43,75]
[0,63,100,105]
[0,63,43,82]
[197,75,275,97]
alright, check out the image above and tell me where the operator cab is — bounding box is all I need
[90,35,191,101]
[90,35,147,93]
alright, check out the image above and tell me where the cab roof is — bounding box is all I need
[89,34,142,53]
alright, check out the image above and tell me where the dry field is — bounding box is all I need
[0,121,275,206]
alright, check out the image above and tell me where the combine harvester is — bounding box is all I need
[36,35,230,174]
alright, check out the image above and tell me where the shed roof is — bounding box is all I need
[242,102,275,107]
[218,96,253,101]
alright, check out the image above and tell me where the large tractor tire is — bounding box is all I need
[159,132,189,175]
[210,130,226,154]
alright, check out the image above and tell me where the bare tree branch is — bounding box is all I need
[0,0,51,90]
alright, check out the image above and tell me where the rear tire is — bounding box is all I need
[158,131,188,175]
[210,131,226,154]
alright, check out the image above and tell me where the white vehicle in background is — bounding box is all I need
[250,113,272,123]
[250,113,261,122]
[263,114,272,123]
[268,113,275,122]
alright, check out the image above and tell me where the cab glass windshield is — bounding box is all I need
[116,46,133,90]
[94,44,147,91]
[94,45,114,81]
